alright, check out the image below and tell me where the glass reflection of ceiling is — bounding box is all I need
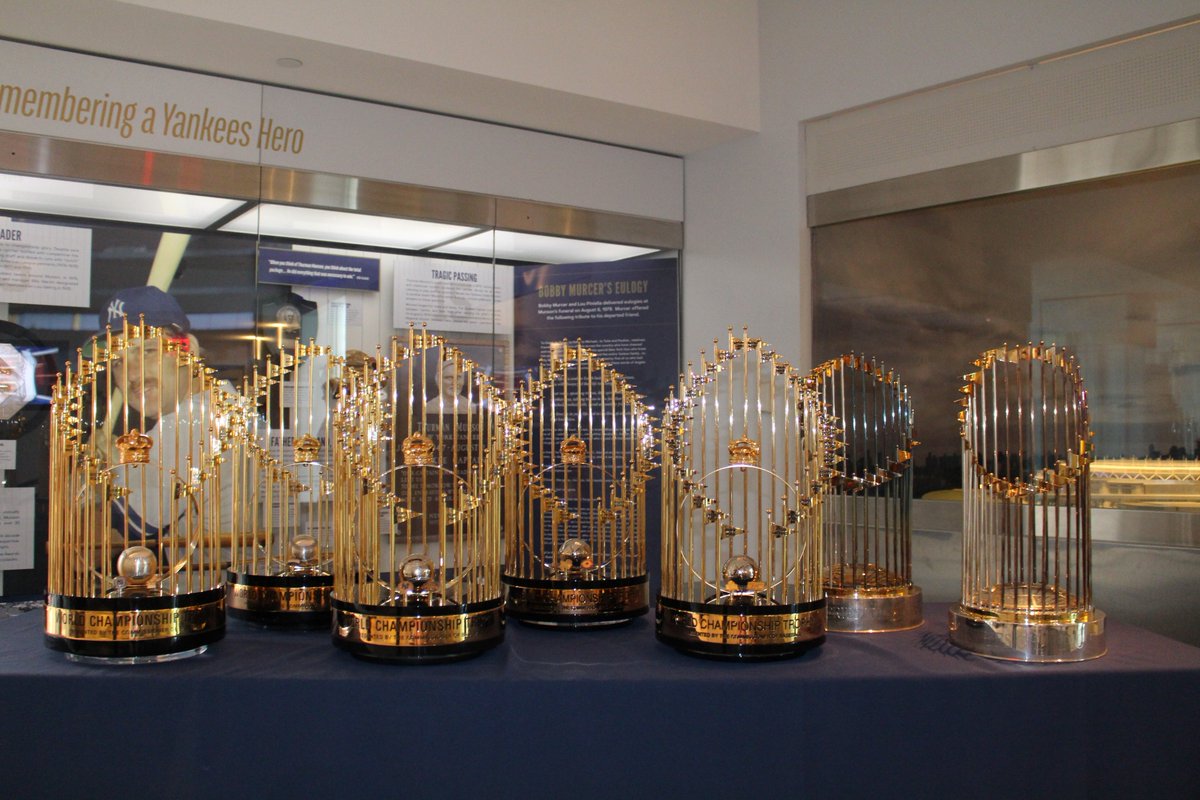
[0,173,663,263]
[432,229,658,263]
[0,173,243,228]
[219,203,483,251]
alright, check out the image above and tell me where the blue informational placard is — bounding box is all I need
[257,248,380,291]
[513,257,679,410]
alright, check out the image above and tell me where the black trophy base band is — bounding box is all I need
[503,574,648,627]
[44,589,225,661]
[227,571,333,630]
[228,606,331,630]
[656,595,826,661]
[331,597,504,664]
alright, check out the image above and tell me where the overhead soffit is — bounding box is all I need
[0,131,684,253]
[807,119,1200,226]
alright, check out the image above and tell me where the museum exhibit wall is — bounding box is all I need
[5,0,1197,365]
[0,0,763,155]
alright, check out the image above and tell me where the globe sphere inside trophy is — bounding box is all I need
[330,325,507,662]
[503,341,653,627]
[949,343,1106,661]
[44,319,229,663]
[657,328,836,659]
[225,342,340,628]
[812,354,922,632]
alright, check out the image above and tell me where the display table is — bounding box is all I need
[2,602,1199,798]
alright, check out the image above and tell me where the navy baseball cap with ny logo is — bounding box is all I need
[99,286,191,335]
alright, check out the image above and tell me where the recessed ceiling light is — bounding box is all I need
[432,229,658,264]
[220,204,484,250]
[276,57,303,69]
[0,174,244,228]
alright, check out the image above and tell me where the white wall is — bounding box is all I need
[680,0,1200,367]
[119,0,761,129]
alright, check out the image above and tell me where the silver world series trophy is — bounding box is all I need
[949,343,1105,661]
[813,354,922,632]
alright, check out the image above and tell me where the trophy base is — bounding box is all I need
[66,645,208,665]
[825,585,923,633]
[331,596,504,663]
[44,589,224,663]
[947,603,1107,662]
[656,595,826,660]
[227,570,332,630]
[503,575,648,628]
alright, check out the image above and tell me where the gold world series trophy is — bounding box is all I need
[503,340,653,626]
[949,343,1106,661]
[813,354,922,632]
[45,320,230,663]
[658,328,836,659]
[226,342,340,628]
[331,325,507,662]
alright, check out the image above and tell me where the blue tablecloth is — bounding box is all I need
[2,603,1198,798]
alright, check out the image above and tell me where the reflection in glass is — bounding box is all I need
[813,164,1200,509]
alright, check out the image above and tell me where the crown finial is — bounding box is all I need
[402,432,436,466]
[560,435,587,465]
[728,436,760,467]
[293,434,321,463]
[116,429,153,464]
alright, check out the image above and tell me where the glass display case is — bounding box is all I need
[0,129,681,609]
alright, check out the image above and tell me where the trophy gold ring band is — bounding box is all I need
[656,596,826,660]
[44,588,225,661]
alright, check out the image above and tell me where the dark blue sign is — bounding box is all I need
[513,257,679,410]
[257,248,380,291]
